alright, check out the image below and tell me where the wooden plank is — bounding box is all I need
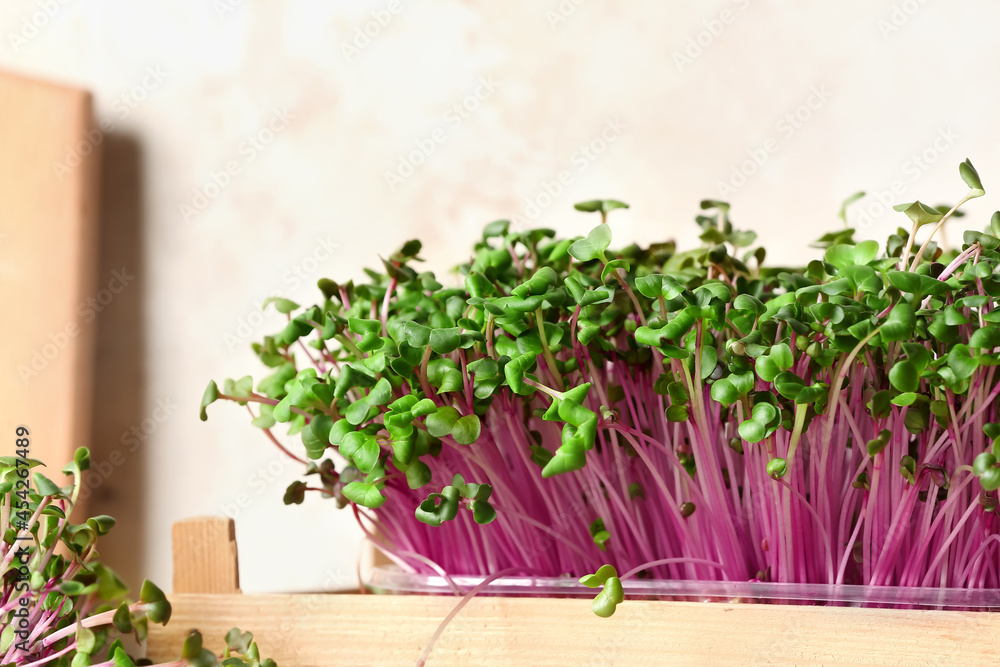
[147,593,1000,666]
[172,516,241,594]
[0,70,100,491]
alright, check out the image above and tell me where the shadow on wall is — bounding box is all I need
[86,133,148,590]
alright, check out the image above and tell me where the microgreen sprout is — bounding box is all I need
[206,160,1000,617]
[1,450,275,666]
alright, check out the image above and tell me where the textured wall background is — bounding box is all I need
[1,0,998,592]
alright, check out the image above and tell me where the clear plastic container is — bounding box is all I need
[364,565,1000,610]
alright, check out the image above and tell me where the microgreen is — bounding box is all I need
[206,161,1000,616]
[0,450,275,666]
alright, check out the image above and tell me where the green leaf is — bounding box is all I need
[574,199,629,214]
[302,414,333,459]
[140,580,171,624]
[226,628,254,654]
[469,484,497,524]
[698,345,719,380]
[568,224,612,262]
[889,360,920,393]
[200,380,219,421]
[429,327,462,354]
[112,647,138,667]
[773,372,805,400]
[482,219,510,240]
[853,240,880,265]
[541,442,586,477]
[970,326,1000,350]
[33,473,61,496]
[754,356,779,382]
[960,158,985,197]
[665,405,689,422]
[340,431,380,473]
[893,201,944,227]
[262,296,300,314]
[452,415,482,445]
[733,294,765,317]
[504,353,537,395]
[867,436,889,457]
[710,377,739,405]
[886,270,922,294]
[342,481,387,509]
[738,419,765,443]
[333,364,377,400]
[406,461,432,489]
[512,267,558,297]
[74,446,91,473]
[891,392,921,407]
[110,601,134,634]
[948,344,979,380]
[770,343,794,371]
[404,321,432,347]
[580,563,618,588]
[415,486,460,526]
[973,452,996,476]
[636,274,684,300]
[591,576,624,617]
[426,406,460,438]
[283,480,307,505]
[824,245,855,269]
[839,265,882,293]
[881,302,915,342]
[980,467,1000,491]
[601,258,630,283]
[87,515,116,535]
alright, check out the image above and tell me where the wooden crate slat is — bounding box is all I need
[0,70,100,492]
[147,592,999,666]
[172,516,241,594]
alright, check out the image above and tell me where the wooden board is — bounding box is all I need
[172,516,241,594]
[148,593,1000,666]
[0,70,99,487]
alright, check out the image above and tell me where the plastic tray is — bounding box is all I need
[364,565,1000,609]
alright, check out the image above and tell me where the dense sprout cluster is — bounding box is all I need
[205,161,1000,611]
[1,449,274,666]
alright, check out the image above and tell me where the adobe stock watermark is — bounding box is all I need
[6,0,73,52]
[179,107,295,223]
[383,75,500,192]
[340,0,404,62]
[851,127,959,230]
[223,234,339,351]
[877,0,931,39]
[17,268,135,386]
[510,116,628,229]
[212,0,245,19]
[716,85,832,197]
[545,0,589,31]
[52,65,169,181]
[673,0,752,73]
[77,397,179,502]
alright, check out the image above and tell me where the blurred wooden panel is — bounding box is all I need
[0,70,99,490]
